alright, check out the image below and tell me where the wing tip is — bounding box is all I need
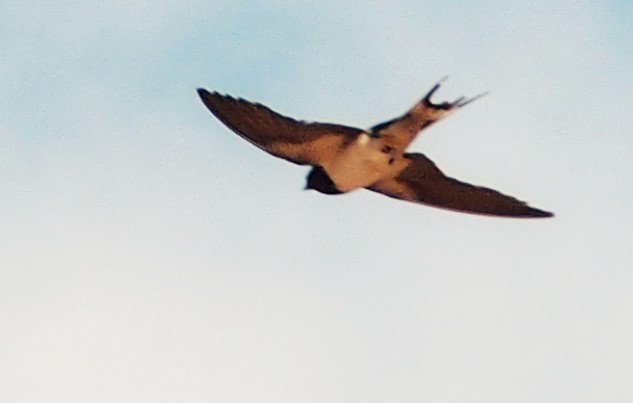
[197,88,242,114]
[197,87,221,99]
[197,88,215,105]
[518,206,555,218]
[197,87,211,96]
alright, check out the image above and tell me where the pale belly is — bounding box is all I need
[322,136,391,192]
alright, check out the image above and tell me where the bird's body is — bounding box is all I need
[197,79,553,218]
[322,133,392,192]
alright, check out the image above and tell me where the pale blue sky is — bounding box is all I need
[1,1,632,402]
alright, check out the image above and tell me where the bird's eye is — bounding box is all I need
[381,145,393,154]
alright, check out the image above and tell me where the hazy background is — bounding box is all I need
[2,1,632,402]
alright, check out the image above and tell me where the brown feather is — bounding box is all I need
[368,153,553,218]
[198,89,362,166]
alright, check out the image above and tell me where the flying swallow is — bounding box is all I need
[197,79,553,218]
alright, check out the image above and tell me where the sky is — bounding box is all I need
[1,1,632,402]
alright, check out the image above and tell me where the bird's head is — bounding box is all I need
[305,167,343,195]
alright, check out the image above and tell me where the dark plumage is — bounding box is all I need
[197,80,553,218]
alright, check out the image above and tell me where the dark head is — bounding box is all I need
[305,167,343,195]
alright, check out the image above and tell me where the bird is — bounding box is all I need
[197,79,553,218]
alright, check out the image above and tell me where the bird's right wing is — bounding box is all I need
[198,89,363,166]
[367,153,553,218]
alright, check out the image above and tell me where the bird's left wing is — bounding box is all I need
[198,89,363,166]
[367,153,553,218]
